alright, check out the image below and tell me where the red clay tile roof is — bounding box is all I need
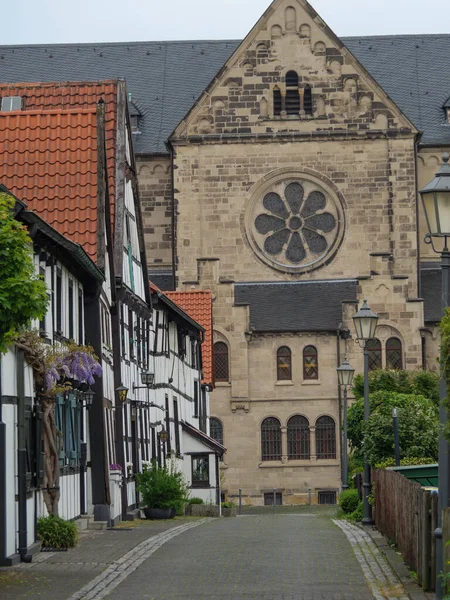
[165,290,214,387]
[0,81,118,261]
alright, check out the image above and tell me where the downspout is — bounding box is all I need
[0,356,7,565]
[17,350,31,562]
[336,327,343,490]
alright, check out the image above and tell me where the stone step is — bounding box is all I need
[74,517,89,533]
[87,520,108,531]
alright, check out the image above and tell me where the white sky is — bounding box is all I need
[6,0,448,45]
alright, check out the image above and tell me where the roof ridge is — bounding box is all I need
[0,39,240,50]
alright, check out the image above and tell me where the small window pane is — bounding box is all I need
[367,338,382,371]
[210,418,223,446]
[192,455,209,486]
[214,342,229,382]
[287,415,310,459]
[277,346,292,381]
[386,337,403,370]
[285,70,299,87]
[1,96,22,111]
[316,416,336,459]
[303,346,318,380]
[261,417,281,461]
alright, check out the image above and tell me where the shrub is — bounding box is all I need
[375,456,436,469]
[221,501,235,509]
[338,489,360,514]
[136,461,188,512]
[348,501,364,521]
[188,497,204,505]
[37,515,78,549]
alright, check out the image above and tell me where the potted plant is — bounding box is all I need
[221,501,237,517]
[137,461,187,519]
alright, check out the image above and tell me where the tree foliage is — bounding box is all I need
[0,192,48,351]
[348,370,439,465]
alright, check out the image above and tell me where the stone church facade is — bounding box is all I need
[1,0,449,503]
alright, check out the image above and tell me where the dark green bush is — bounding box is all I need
[136,461,188,512]
[188,497,204,505]
[37,515,78,549]
[348,501,364,521]
[338,489,360,514]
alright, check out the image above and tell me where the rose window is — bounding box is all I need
[247,178,343,273]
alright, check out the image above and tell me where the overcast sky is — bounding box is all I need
[5,0,448,46]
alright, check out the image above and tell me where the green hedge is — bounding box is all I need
[37,515,78,549]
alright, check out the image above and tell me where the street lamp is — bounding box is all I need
[353,300,379,525]
[419,152,450,599]
[132,369,155,392]
[82,387,95,408]
[337,359,355,490]
[115,384,129,403]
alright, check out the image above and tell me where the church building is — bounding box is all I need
[0,0,449,504]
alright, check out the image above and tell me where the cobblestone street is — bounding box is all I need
[0,512,413,600]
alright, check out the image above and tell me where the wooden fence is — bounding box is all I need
[373,468,438,591]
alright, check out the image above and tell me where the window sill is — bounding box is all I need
[191,482,212,489]
[215,381,231,387]
[275,380,294,386]
[302,380,320,385]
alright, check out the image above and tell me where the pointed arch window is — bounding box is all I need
[316,416,336,459]
[304,85,313,116]
[366,338,382,372]
[277,346,292,381]
[386,337,403,370]
[210,417,223,446]
[287,415,310,459]
[261,417,282,461]
[213,342,229,382]
[303,345,318,380]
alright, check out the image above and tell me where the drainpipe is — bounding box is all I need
[0,356,7,565]
[17,350,31,562]
[336,327,343,488]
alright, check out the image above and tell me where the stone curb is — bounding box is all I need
[360,524,436,600]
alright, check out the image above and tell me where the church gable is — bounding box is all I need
[172,0,416,142]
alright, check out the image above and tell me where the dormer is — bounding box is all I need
[128,95,142,134]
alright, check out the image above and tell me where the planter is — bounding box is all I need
[222,507,237,517]
[144,507,171,520]
[186,504,220,517]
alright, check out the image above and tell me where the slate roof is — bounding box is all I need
[420,262,441,323]
[234,279,357,332]
[0,35,448,154]
[165,291,214,387]
[0,81,118,261]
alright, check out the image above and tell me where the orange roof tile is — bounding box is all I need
[0,81,118,261]
[165,290,214,387]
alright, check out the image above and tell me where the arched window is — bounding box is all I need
[366,338,382,371]
[261,417,282,461]
[273,86,282,116]
[210,417,223,446]
[386,337,403,370]
[277,346,292,381]
[285,70,299,87]
[304,85,313,116]
[213,342,229,382]
[316,416,336,459]
[303,345,318,380]
[287,415,310,459]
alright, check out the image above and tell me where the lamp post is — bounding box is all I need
[419,152,450,599]
[353,299,379,525]
[337,359,355,490]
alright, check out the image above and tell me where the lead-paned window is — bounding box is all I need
[304,85,313,115]
[287,415,310,459]
[277,346,292,381]
[192,454,209,487]
[386,337,403,370]
[214,342,229,382]
[316,416,336,459]
[261,417,282,461]
[210,417,223,446]
[367,338,382,372]
[303,345,318,380]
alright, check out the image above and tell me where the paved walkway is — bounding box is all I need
[0,513,411,600]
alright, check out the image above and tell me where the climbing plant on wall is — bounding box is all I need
[14,329,102,515]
